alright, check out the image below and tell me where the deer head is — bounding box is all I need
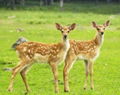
[12,37,28,50]
[92,20,110,35]
[56,23,76,40]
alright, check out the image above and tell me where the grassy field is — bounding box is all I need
[0,2,120,95]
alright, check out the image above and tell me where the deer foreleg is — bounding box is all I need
[83,60,89,90]
[63,54,76,92]
[89,60,94,90]
[49,63,59,93]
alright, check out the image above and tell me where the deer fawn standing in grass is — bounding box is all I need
[8,23,76,93]
[63,20,110,92]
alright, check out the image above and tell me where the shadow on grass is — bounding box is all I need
[0,60,13,65]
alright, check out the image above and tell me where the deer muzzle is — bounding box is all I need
[64,35,67,40]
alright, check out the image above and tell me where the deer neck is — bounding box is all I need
[94,32,104,47]
[62,38,70,51]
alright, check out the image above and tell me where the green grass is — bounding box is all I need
[0,2,120,95]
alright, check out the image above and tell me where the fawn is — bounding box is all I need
[63,20,110,92]
[8,23,76,93]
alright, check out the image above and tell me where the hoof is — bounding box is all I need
[8,88,13,92]
[91,87,94,90]
[64,89,70,92]
[55,90,59,93]
[83,85,87,90]
[24,91,29,95]
[24,89,30,95]
[83,87,87,90]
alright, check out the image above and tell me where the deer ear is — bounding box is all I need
[56,23,62,30]
[92,21,97,28]
[69,23,76,31]
[104,20,110,27]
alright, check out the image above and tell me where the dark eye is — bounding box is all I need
[103,28,105,30]
[97,28,100,31]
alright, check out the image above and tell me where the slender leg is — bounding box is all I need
[20,64,32,93]
[89,60,94,90]
[83,60,89,90]
[49,63,59,93]
[8,62,26,92]
[63,53,76,92]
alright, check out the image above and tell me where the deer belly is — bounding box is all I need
[33,53,49,63]
[78,55,87,60]
[55,52,67,64]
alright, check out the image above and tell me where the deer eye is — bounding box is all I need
[103,28,105,30]
[97,28,100,31]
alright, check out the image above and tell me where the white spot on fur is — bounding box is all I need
[23,47,27,52]
[26,55,30,60]
[28,49,31,53]
[78,54,86,60]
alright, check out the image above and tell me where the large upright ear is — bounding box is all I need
[104,20,110,27]
[56,23,62,30]
[92,21,97,28]
[69,23,76,31]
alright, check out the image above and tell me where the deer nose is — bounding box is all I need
[101,32,104,35]
[64,35,67,39]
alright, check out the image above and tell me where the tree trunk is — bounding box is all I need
[60,0,64,8]
[95,0,99,3]
[51,0,54,4]
[106,0,112,3]
[39,0,42,6]
[47,0,51,5]
[10,0,15,9]
[42,0,52,6]
[21,0,25,6]
[42,0,47,5]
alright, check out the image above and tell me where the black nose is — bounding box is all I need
[101,32,104,35]
[64,35,67,39]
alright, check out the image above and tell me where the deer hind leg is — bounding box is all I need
[49,63,59,93]
[8,61,27,92]
[83,60,89,90]
[20,64,32,93]
[89,60,94,90]
[63,54,76,92]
